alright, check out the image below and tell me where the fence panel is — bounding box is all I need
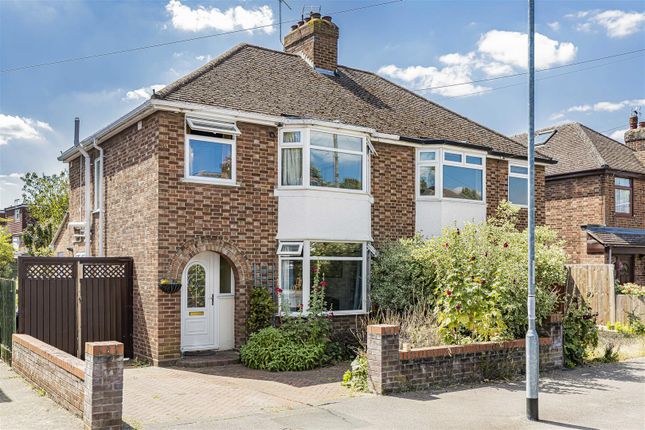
[17,256,133,359]
[0,278,16,363]
[615,295,645,325]
[18,258,77,356]
[80,259,132,359]
[566,264,615,324]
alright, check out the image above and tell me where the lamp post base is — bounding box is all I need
[527,398,539,421]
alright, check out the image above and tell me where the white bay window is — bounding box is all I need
[278,241,367,315]
[279,128,367,192]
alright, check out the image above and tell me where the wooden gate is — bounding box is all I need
[566,264,615,324]
[18,257,133,359]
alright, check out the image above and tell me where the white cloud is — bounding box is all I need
[609,129,628,142]
[549,112,566,120]
[566,98,645,113]
[0,173,24,208]
[477,30,577,69]
[195,54,213,63]
[124,84,166,101]
[438,52,475,66]
[165,0,274,34]
[0,114,53,145]
[569,9,645,38]
[548,21,560,31]
[378,64,489,97]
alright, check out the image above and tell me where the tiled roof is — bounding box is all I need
[512,122,645,177]
[155,44,546,160]
[585,226,645,248]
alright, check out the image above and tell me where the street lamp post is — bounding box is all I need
[526,0,539,421]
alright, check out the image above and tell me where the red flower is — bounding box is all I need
[503,242,509,248]
[320,281,328,287]
[275,287,283,294]
[445,289,452,297]
[456,303,462,311]
[312,266,319,273]
[444,242,449,248]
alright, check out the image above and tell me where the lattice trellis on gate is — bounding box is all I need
[25,263,74,279]
[82,263,127,278]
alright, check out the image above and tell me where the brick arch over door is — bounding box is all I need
[167,236,252,349]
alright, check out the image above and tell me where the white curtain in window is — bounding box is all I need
[282,148,302,186]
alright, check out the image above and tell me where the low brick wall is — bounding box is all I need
[12,334,124,429]
[367,315,564,394]
[12,334,85,415]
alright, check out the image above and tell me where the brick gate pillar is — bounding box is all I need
[366,324,401,394]
[83,341,124,430]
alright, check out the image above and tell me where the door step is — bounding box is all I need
[175,350,240,368]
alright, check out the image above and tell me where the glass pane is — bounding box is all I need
[510,165,528,175]
[311,260,362,311]
[282,131,301,143]
[310,131,335,148]
[336,134,363,152]
[443,165,483,200]
[220,258,232,294]
[281,148,302,186]
[281,260,303,312]
[444,152,462,163]
[311,242,362,257]
[419,166,436,196]
[189,139,232,179]
[310,149,362,190]
[280,243,302,254]
[419,152,436,161]
[187,264,206,308]
[615,189,631,213]
[465,155,482,165]
[509,176,528,206]
[615,177,630,187]
[535,130,555,145]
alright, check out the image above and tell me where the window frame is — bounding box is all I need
[416,147,486,203]
[278,127,368,194]
[508,163,529,208]
[614,176,632,216]
[277,240,368,316]
[14,208,20,222]
[277,241,304,256]
[184,117,237,186]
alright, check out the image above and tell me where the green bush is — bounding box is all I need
[616,283,645,297]
[370,202,564,343]
[563,296,598,368]
[342,352,368,392]
[246,287,276,335]
[240,268,339,371]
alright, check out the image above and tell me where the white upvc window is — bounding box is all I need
[278,128,368,193]
[278,241,367,315]
[184,116,238,185]
[416,147,486,202]
[14,208,20,222]
[277,241,304,256]
[93,158,102,211]
[508,164,529,207]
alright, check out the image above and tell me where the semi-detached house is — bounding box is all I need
[54,14,554,365]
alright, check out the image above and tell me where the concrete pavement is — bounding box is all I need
[1,358,643,429]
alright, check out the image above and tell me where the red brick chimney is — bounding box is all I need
[624,110,645,163]
[284,13,339,73]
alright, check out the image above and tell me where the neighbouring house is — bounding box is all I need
[53,13,553,365]
[514,115,645,285]
[1,202,29,256]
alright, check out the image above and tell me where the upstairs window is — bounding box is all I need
[535,130,556,146]
[279,129,367,192]
[615,177,632,214]
[508,164,528,207]
[185,117,239,185]
[14,208,20,222]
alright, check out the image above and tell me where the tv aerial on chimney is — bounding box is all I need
[278,0,292,44]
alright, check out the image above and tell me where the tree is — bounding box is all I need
[21,171,69,255]
[0,222,15,278]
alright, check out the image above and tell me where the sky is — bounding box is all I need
[1,0,644,208]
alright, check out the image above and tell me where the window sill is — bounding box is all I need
[276,310,368,317]
[181,177,240,187]
[274,187,374,203]
[416,197,486,205]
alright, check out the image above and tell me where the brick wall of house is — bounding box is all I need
[156,113,278,362]
[486,159,546,228]
[371,142,415,244]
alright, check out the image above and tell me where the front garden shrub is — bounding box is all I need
[241,268,339,371]
[246,287,276,335]
[563,295,598,368]
[371,202,564,344]
[342,352,368,392]
[616,283,645,297]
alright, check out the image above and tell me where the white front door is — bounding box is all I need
[181,252,219,351]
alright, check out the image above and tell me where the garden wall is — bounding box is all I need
[12,334,124,429]
[366,315,563,394]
